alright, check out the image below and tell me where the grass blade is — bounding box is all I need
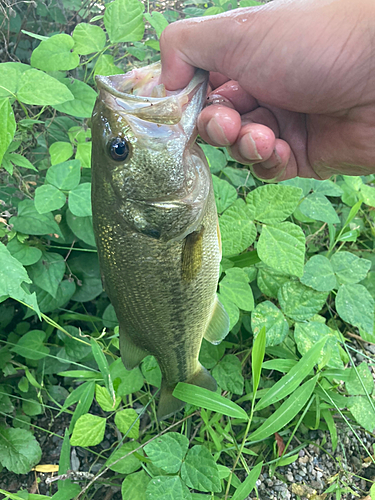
[252,326,266,396]
[173,383,247,420]
[250,375,318,442]
[90,338,115,408]
[255,337,326,411]
[232,461,263,500]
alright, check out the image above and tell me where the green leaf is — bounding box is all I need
[46,159,81,191]
[256,338,326,411]
[200,145,227,173]
[35,185,66,214]
[199,339,225,370]
[299,193,340,224]
[349,396,375,432]
[91,338,115,407]
[146,476,190,500]
[66,210,96,247]
[70,413,106,446]
[0,98,16,164]
[106,441,142,473]
[7,153,37,171]
[212,175,237,213]
[127,42,147,61]
[173,382,247,420]
[49,142,73,165]
[312,179,343,197]
[219,268,254,311]
[181,445,221,492]
[252,327,266,396]
[144,11,169,38]
[10,199,62,236]
[251,301,288,347]
[104,0,145,43]
[141,355,162,387]
[322,409,337,452]
[94,54,123,77]
[11,330,49,360]
[6,238,42,266]
[68,381,95,434]
[246,184,302,223]
[0,426,42,473]
[0,242,31,298]
[144,433,189,473]
[330,252,371,285]
[75,142,92,168]
[257,222,305,277]
[335,284,374,337]
[294,322,342,369]
[251,375,318,442]
[212,354,244,395]
[0,62,30,98]
[110,358,144,396]
[232,462,263,500]
[31,34,80,72]
[115,409,140,439]
[17,69,74,105]
[278,281,328,321]
[346,362,374,396]
[360,184,375,207]
[300,255,337,292]
[28,252,66,298]
[72,23,106,55]
[219,199,256,256]
[36,280,76,314]
[58,325,91,362]
[122,471,150,500]
[52,79,97,118]
[257,265,289,299]
[68,183,92,217]
[95,384,120,412]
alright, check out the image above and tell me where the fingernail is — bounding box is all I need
[206,117,230,146]
[238,133,262,161]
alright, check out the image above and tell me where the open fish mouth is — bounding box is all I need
[95,62,208,125]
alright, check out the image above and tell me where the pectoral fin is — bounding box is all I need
[181,226,205,281]
[204,296,230,345]
[119,328,148,370]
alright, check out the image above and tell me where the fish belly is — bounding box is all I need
[94,189,220,389]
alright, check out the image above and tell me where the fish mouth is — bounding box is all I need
[95,62,208,125]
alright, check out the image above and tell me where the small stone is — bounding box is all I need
[294,474,302,482]
[286,473,294,482]
[311,480,324,490]
[299,450,305,457]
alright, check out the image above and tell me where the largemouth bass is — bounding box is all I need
[91,62,229,419]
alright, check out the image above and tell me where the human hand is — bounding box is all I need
[160,0,375,181]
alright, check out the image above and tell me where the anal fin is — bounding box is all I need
[119,328,148,370]
[204,295,230,345]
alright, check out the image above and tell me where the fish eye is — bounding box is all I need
[109,137,130,161]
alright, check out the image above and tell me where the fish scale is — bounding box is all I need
[91,62,230,419]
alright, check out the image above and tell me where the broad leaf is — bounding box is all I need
[181,445,221,492]
[201,144,227,173]
[219,268,254,312]
[31,34,80,71]
[349,396,375,432]
[28,252,65,298]
[53,79,97,118]
[70,413,106,446]
[331,252,371,285]
[46,159,81,191]
[0,426,42,473]
[35,184,66,214]
[219,199,256,256]
[212,354,244,395]
[335,284,374,337]
[144,11,169,38]
[300,255,337,292]
[10,199,61,236]
[257,222,305,277]
[49,141,73,165]
[11,330,49,360]
[17,69,74,105]
[104,0,145,43]
[212,175,237,213]
[68,183,92,217]
[114,409,140,439]
[144,433,189,473]
[299,193,340,223]
[246,184,302,223]
[122,471,150,500]
[146,476,190,500]
[72,23,106,55]
[6,238,42,266]
[251,301,288,346]
[278,281,328,321]
[294,322,342,369]
[106,441,142,473]
[0,98,16,164]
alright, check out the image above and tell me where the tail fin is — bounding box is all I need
[157,364,217,420]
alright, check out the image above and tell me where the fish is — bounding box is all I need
[91,62,230,419]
